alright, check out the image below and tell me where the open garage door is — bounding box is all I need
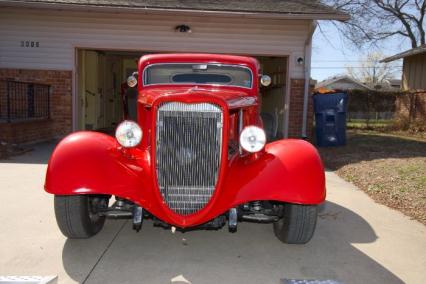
[77,50,288,138]
[258,56,287,140]
[77,49,141,132]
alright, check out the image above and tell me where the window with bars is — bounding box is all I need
[0,81,50,122]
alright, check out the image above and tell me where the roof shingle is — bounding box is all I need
[381,45,426,63]
[1,0,349,20]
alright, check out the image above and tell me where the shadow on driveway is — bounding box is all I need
[0,141,56,164]
[61,201,403,284]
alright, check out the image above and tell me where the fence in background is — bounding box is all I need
[342,90,400,129]
[347,111,394,120]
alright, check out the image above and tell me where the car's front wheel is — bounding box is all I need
[273,203,318,244]
[54,195,109,239]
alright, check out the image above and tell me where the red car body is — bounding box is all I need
[45,54,325,228]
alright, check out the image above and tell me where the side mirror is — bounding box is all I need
[260,75,272,87]
[127,72,138,88]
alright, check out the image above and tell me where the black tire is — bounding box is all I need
[273,203,317,244]
[54,195,108,239]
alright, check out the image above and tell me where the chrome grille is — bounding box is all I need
[156,102,223,215]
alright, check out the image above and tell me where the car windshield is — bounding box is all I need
[143,63,253,88]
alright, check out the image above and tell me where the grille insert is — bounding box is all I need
[156,102,223,215]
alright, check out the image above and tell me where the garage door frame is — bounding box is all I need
[73,46,292,137]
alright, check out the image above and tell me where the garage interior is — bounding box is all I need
[76,49,287,139]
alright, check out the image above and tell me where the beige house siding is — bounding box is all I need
[0,7,315,140]
[402,54,426,91]
[0,7,310,78]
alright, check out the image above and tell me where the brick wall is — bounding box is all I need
[288,79,313,139]
[395,91,426,130]
[0,69,72,144]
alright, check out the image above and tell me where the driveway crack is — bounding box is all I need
[82,220,128,284]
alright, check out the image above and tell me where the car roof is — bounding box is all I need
[139,53,260,71]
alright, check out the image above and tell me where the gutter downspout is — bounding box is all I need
[301,21,317,139]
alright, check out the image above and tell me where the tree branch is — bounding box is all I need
[374,0,418,47]
[326,0,423,48]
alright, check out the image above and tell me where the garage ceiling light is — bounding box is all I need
[175,25,192,33]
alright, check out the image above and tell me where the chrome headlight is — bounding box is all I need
[115,120,142,148]
[239,126,266,153]
[127,73,138,88]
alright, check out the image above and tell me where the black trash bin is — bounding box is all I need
[313,92,348,147]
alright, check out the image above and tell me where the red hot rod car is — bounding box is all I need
[45,54,325,244]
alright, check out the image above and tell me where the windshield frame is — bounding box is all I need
[142,63,254,89]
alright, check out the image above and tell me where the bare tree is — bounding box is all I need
[324,0,426,48]
[346,52,398,89]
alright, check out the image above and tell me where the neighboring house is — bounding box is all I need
[382,45,426,126]
[315,75,373,91]
[315,75,401,92]
[0,0,348,143]
[315,75,400,121]
[382,45,426,91]
[372,79,402,91]
[388,79,402,90]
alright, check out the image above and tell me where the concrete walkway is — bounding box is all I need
[0,143,425,284]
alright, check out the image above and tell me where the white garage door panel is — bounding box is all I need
[0,7,310,77]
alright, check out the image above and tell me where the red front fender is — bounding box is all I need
[45,132,155,207]
[221,139,326,206]
[45,132,325,227]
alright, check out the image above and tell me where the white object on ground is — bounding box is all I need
[0,276,57,284]
[171,275,191,284]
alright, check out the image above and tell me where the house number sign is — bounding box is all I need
[20,41,40,48]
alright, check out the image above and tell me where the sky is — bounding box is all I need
[311,21,411,82]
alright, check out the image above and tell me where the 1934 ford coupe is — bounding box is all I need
[45,54,325,244]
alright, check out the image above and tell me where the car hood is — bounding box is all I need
[138,86,258,110]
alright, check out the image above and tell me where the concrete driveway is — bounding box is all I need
[0,142,425,284]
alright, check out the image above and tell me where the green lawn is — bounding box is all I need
[347,119,393,129]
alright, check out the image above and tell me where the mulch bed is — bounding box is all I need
[318,130,426,225]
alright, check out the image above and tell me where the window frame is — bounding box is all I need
[142,63,254,89]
